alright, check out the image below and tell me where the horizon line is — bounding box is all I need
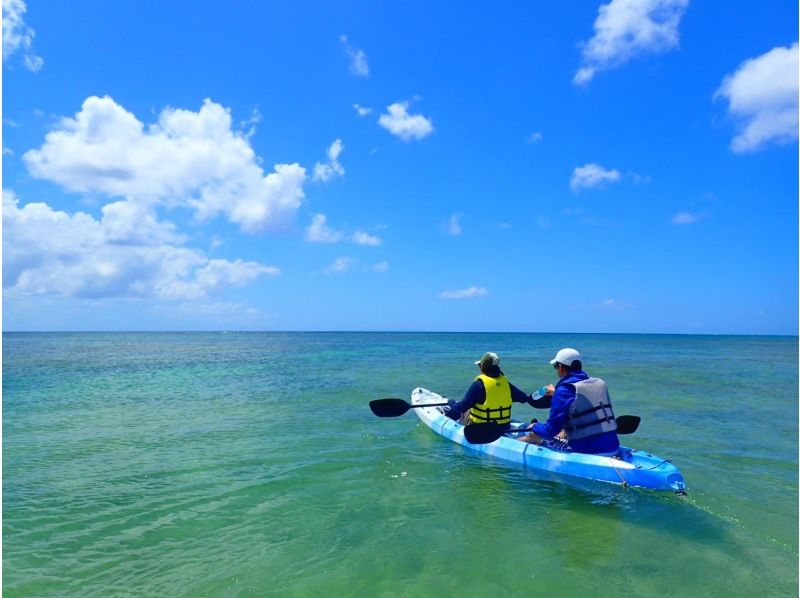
[3,330,798,338]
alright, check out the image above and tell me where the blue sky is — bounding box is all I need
[3,0,798,334]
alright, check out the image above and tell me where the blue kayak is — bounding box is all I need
[412,387,687,493]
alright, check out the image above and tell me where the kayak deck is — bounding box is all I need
[411,387,687,493]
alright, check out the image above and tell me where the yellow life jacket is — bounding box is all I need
[469,374,512,424]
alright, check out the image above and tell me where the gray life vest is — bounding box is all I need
[565,377,617,441]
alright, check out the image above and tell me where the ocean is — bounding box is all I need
[3,332,798,596]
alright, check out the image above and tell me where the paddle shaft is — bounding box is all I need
[488,418,638,437]
[369,398,451,417]
[464,414,641,444]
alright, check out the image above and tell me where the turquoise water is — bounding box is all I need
[3,332,798,596]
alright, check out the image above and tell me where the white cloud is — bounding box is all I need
[2,0,43,71]
[378,101,434,141]
[599,298,634,310]
[573,0,688,85]
[373,261,389,273]
[352,230,382,246]
[569,163,621,192]
[526,132,543,143]
[714,43,799,153]
[671,211,703,224]
[23,96,307,233]
[306,213,382,246]
[445,212,463,235]
[161,259,279,301]
[240,107,262,139]
[305,213,343,243]
[353,103,372,116]
[340,35,369,77]
[324,257,356,275]
[3,189,279,300]
[100,199,185,246]
[312,139,345,182]
[3,147,13,156]
[438,286,489,300]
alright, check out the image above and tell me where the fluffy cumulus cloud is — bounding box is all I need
[2,0,43,71]
[714,43,799,153]
[438,286,489,300]
[352,230,382,246]
[569,163,621,192]
[305,213,383,245]
[340,35,369,77]
[23,96,307,233]
[353,103,372,116]
[573,0,688,85]
[163,259,278,301]
[3,189,279,300]
[378,102,434,141]
[305,213,343,243]
[312,139,345,182]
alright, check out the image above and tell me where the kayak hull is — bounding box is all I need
[411,387,687,493]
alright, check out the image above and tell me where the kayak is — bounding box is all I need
[411,387,687,493]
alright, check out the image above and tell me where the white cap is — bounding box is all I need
[549,348,581,367]
[475,352,500,367]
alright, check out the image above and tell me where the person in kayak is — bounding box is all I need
[444,352,550,427]
[518,348,620,455]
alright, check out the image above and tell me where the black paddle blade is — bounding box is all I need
[369,398,411,417]
[464,422,507,444]
[465,415,640,444]
[616,415,641,435]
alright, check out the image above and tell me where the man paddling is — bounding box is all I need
[518,348,620,455]
[445,352,550,426]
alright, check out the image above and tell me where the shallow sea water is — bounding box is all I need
[3,332,798,596]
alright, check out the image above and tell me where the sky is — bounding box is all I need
[2,0,798,334]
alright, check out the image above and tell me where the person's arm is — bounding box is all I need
[509,383,553,408]
[528,395,552,409]
[446,380,485,420]
[509,383,532,404]
[532,385,572,439]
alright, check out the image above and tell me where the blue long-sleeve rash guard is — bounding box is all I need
[447,378,549,421]
[533,370,619,454]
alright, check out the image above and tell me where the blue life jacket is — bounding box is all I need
[552,371,620,455]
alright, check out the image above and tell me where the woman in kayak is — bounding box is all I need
[517,348,620,455]
[445,352,549,427]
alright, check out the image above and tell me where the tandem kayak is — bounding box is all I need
[411,387,687,493]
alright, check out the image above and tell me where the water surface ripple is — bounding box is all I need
[4,332,798,596]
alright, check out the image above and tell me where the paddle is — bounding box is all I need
[369,398,450,417]
[463,414,642,445]
[616,415,641,434]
